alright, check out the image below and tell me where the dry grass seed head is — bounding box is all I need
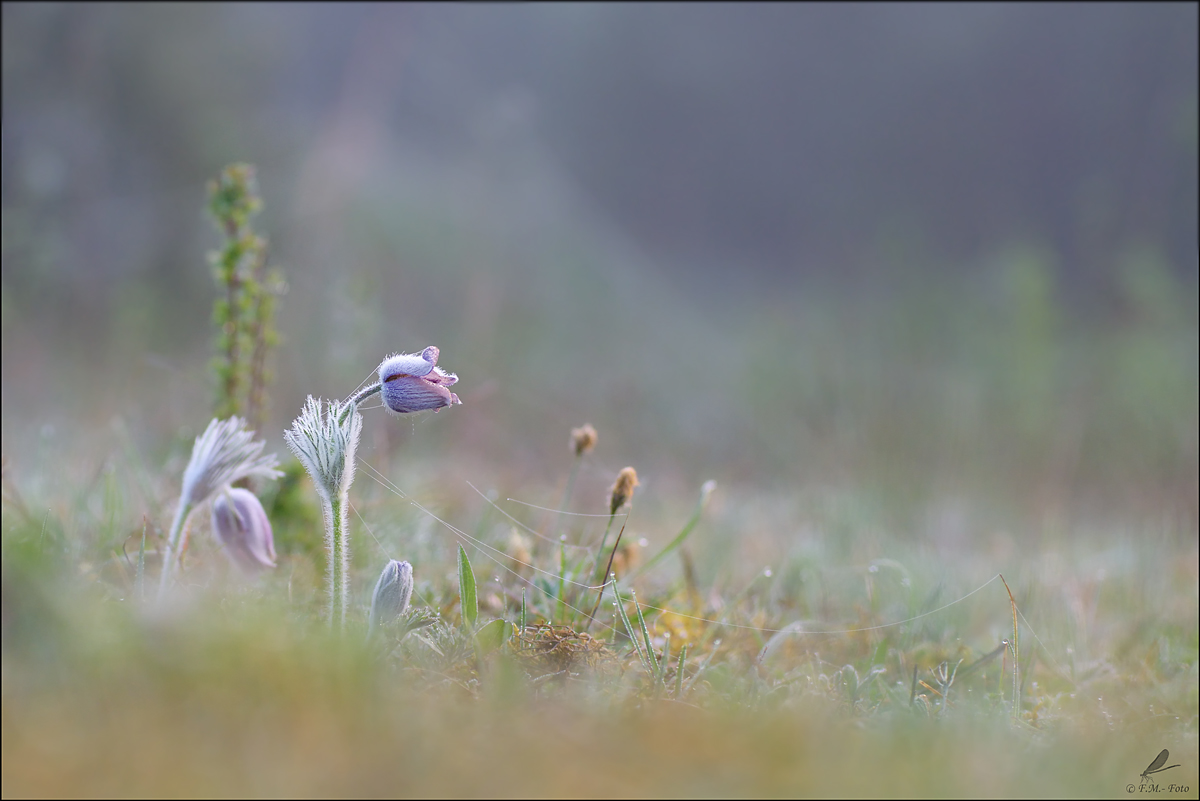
[570,424,598,457]
[609,467,639,515]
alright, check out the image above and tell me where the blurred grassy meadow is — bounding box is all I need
[3,4,1199,798]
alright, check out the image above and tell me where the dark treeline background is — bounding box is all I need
[5,4,1195,302]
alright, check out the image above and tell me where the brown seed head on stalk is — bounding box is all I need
[570,424,597,457]
[609,466,639,515]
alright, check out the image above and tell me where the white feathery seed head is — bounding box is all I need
[180,417,281,509]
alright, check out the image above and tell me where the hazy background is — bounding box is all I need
[3,2,1197,528]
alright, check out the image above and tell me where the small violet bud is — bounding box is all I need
[369,559,414,630]
[378,346,461,415]
[211,487,276,574]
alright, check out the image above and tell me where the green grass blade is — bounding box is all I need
[674,644,688,699]
[632,589,659,676]
[611,578,649,671]
[555,536,566,625]
[474,618,510,655]
[593,515,615,579]
[658,632,671,687]
[635,480,713,577]
[458,544,478,631]
[135,521,147,602]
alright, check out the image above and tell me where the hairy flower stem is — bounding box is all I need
[340,385,381,425]
[158,500,195,596]
[326,491,350,627]
[324,391,372,624]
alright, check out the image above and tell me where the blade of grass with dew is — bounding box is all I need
[135,520,146,602]
[458,544,478,632]
[555,536,566,626]
[659,632,671,688]
[674,643,688,699]
[1001,574,1020,718]
[631,589,660,676]
[586,521,628,628]
[611,578,650,672]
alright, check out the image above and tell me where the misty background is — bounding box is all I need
[2,3,1197,526]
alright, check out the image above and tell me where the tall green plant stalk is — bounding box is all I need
[207,163,284,431]
[326,486,350,624]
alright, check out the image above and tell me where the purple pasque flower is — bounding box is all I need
[211,487,276,574]
[377,346,461,414]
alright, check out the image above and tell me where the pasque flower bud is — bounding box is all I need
[369,559,414,630]
[210,487,276,573]
[377,347,461,414]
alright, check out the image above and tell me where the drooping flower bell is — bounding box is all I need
[211,487,277,574]
[377,347,461,414]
